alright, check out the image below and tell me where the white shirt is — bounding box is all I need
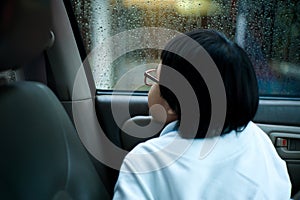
[113,121,291,200]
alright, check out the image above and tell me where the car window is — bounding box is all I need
[70,0,300,97]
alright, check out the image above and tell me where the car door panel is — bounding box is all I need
[96,93,148,148]
[258,123,300,195]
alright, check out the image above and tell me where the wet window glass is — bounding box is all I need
[71,0,300,97]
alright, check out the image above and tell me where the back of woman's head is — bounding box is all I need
[159,29,259,138]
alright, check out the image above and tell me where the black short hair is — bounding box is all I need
[159,29,259,138]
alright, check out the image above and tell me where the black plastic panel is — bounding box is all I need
[254,99,300,126]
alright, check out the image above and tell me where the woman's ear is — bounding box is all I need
[162,99,176,115]
[163,101,178,122]
[167,108,176,115]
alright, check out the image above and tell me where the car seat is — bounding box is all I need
[0,1,110,199]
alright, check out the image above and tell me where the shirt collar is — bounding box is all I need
[160,120,179,136]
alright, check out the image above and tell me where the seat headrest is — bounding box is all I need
[0,0,51,71]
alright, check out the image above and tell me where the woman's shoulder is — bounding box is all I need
[244,121,274,144]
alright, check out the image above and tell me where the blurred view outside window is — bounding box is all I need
[71,0,300,97]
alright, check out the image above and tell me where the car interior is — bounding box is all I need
[1,0,300,199]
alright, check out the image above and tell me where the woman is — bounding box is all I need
[113,29,291,199]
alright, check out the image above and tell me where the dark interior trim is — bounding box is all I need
[62,0,87,61]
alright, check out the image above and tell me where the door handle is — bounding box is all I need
[270,132,300,159]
